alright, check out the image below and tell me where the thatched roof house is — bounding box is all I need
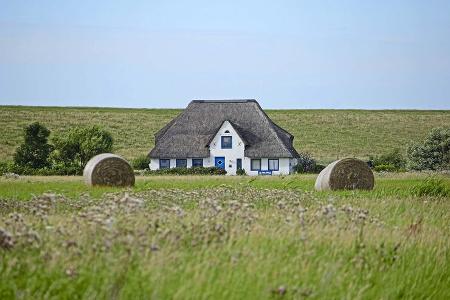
[149,99,299,175]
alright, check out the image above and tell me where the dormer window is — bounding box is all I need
[221,136,232,149]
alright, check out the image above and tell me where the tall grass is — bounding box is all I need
[1,186,449,299]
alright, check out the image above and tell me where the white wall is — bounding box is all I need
[208,121,245,175]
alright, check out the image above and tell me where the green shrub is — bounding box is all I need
[0,162,82,176]
[294,152,318,173]
[51,125,113,172]
[314,164,326,173]
[236,168,246,176]
[132,155,150,170]
[407,127,450,171]
[0,161,10,175]
[410,177,450,197]
[13,122,53,169]
[144,167,226,176]
[369,149,406,172]
[374,164,397,172]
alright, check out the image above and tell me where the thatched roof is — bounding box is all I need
[149,100,300,159]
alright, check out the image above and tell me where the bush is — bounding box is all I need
[294,152,318,173]
[13,122,53,169]
[369,149,406,171]
[51,125,113,172]
[0,161,9,175]
[144,167,226,176]
[410,177,450,197]
[0,162,82,176]
[407,127,450,171]
[132,155,150,170]
[314,164,326,173]
[236,168,246,176]
[374,164,397,172]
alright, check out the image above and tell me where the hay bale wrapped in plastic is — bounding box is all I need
[315,158,374,191]
[83,153,135,187]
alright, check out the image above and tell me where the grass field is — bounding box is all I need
[1,174,449,299]
[1,106,449,163]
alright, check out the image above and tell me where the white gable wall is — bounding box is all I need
[208,121,245,175]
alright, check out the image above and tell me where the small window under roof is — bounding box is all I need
[224,130,230,133]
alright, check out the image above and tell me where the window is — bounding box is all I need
[251,159,261,171]
[268,159,279,171]
[160,159,170,169]
[192,158,203,167]
[224,130,230,133]
[221,136,232,149]
[176,159,187,168]
[236,158,242,170]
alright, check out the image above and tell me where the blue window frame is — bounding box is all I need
[192,158,203,167]
[159,159,170,169]
[176,159,187,168]
[251,159,261,171]
[268,159,279,171]
[221,136,232,149]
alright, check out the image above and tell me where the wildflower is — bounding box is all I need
[0,228,15,250]
[65,267,78,278]
[271,286,287,296]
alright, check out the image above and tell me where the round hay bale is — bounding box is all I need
[315,158,374,191]
[83,153,135,187]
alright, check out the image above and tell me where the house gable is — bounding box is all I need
[208,120,246,151]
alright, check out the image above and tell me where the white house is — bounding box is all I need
[148,100,299,175]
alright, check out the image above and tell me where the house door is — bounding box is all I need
[215,157,225,169]
[237,158,242,170]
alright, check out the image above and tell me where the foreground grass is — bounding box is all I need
[1,106,449,162]
[0,183,449,299]
[1,173,448,201]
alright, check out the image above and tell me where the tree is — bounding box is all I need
[14,122,53,169]
[407,127,450,171]
[51,125,113,169]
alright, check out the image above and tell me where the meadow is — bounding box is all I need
[1,106,450,163]
[1,106,449,298]
[1,173,449,299]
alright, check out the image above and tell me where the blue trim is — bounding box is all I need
[192,158,203,167]
[250,159,261,171]
[258,170,273,175]
[159,159,170,169]
[268,159,279,171]
[215,157,225,169]
[176,159,187,168]
[221,136,232,149]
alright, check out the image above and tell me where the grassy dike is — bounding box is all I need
[1,106,449,163]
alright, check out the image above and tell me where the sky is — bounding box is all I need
[1,1,450,109]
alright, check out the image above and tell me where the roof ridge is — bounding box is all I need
[191,99,257,104]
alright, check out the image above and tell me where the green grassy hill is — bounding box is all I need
[1,106,449,163]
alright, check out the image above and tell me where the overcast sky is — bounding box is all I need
[1,1,449,109]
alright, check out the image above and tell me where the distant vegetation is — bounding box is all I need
[1,122,113,175]
[1,106,449,163]
[407,127,450,171]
